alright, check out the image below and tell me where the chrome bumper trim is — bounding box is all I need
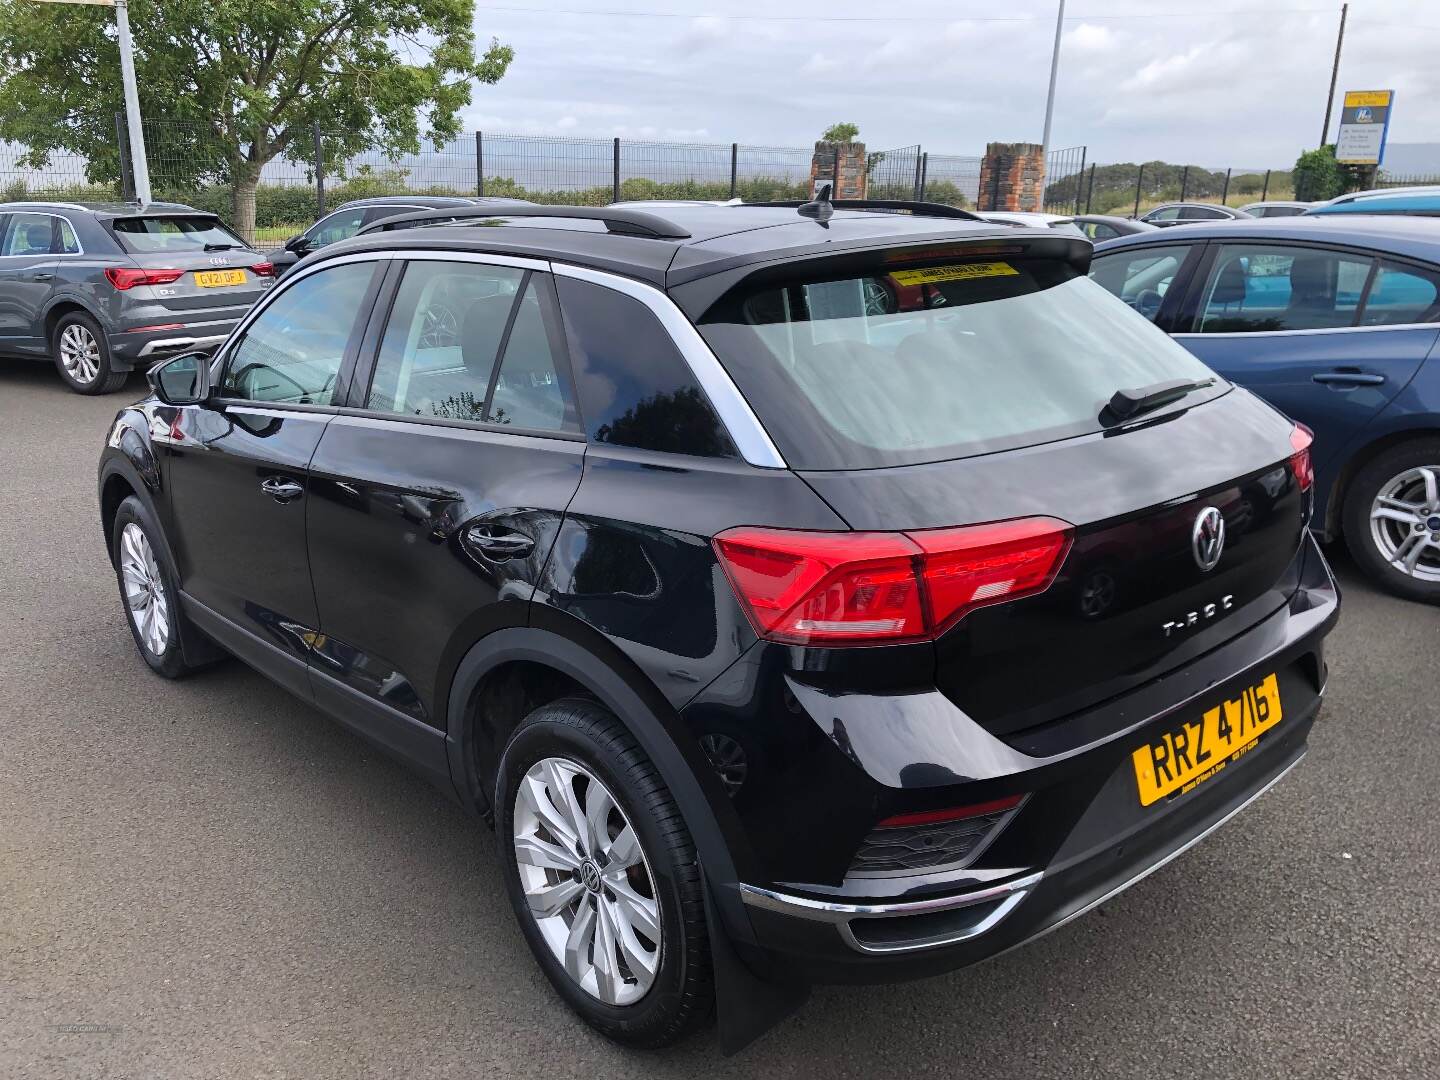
[137,333,228,357]
[738,871,1044,955]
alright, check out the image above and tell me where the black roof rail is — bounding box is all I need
[357,204,692,239]
[748,198,983,221]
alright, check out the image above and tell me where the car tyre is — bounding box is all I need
[111,496,201,677]
[53,310,127,394]
[1342,438,1440,604]
[495,697,713,1047]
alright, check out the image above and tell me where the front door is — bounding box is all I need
[164,259,384,695]
[1172,242,1438,474]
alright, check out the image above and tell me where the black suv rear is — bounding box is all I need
[98,201,1339,1050]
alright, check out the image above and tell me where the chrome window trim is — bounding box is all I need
[739,870,1043,955]
[1174,321,1438,340]
[0,210,86,258]
[549,263,787,470]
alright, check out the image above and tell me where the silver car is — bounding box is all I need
[0,201,273,393]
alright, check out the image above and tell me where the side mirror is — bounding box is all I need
[283,233,310,254]
[147,351,212,406]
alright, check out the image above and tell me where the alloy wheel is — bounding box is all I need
[119,523,170,655]
[58,323,102,386]
[1369,465,1440,582]
[512,756,662,1006]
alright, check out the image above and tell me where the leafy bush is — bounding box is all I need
[1293,145,1347,202]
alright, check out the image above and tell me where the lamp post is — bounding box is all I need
[26,0,150,205]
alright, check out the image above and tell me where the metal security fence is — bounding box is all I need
[920,153,982,207]
[867,145,922,200]
[1377,172,1440,188]
[1043,146,1087,213]
[1053,162,1297,219]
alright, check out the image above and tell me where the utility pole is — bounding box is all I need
[27,0,151,204]
[1320,3,1348,147]
[1040,0,1066,163]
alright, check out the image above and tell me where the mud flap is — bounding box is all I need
[703,869,810,1055]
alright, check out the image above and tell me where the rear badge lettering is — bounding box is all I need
[1162,594,1234,637]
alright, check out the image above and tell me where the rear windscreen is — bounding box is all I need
[697,252,1223,470]
[112,216,248,253]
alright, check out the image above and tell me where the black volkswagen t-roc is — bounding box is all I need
[98,200,1339,1051]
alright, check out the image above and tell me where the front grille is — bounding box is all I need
[849,810,1013,876]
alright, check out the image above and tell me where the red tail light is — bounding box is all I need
[713,518,1073,646]
[105,266,184,291]
[1290,423,1314,492]
[249,261,276,277]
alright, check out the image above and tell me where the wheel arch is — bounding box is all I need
[44,297,103,342]
[445,616,754,896]
[1324,423,1440,540]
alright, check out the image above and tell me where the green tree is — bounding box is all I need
[821,122,860,144]
[0,0,512,240]
[1292,145,1347,202]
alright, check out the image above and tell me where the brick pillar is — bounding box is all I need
[809,140,868,199]
[977,141,1046,212]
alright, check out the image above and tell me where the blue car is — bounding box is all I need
[1092,215,1440,602]
[1305,186,1440,218]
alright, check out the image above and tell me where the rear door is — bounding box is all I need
[1171,241,1438,474]
[164,257,384,696]
[0,212,61,351]
[305,253,585,735]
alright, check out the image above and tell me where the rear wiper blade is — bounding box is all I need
[204,243,240,251]
[1104,377,1215,422]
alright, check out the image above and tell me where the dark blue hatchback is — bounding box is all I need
[1093,216,1440,602]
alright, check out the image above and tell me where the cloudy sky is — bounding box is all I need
[459,0,1437,168]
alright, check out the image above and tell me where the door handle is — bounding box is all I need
[463,525,535,561]
[30,272,54,282]
[1312,371,1385,387]
[260,476,304,503]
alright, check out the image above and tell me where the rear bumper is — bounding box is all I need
[107,319,236,369]
[708,533,1339,984]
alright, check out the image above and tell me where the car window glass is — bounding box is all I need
[220,262,376,404]
[112,216,246,253]
[57,218,81,254]
[1197,245,1372,333]
[366,260,577,432]
[1181,206,1226,219]
[1086,222,1118,241]
[1088,245,1191,322]
[1148,207,1180,221]
[557,276,736,458]
[1362,262,1440,326]
[2,213,57,256]
[310,209,368,247]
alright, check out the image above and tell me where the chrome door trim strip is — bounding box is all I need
[550,262,787,469]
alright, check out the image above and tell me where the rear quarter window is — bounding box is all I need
[555,276,736,459]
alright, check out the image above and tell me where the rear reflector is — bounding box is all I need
[105,266,184,290]
[877,794,1026,830]
[1290,424,1314,492]
[126,323,184,333]
[713,518,1072,646]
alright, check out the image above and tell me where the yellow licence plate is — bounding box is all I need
[1132,673,1283,806]
[194,269,247,288]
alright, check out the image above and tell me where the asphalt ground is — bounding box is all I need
[2,358,1438,1079]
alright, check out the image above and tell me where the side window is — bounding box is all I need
[1196,245,1373,333]
[1088,245,1192,322]
[1,212,57,256]
[309,209,368,247]
[57,217,81,254]
[1086,222,1118,241]
[1181,206,1226,220]
[365,260,578,433]
[1147,207,1181,221]
[556,276,737,458]
[1361,262,1440,326]
[220,262,376,404]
